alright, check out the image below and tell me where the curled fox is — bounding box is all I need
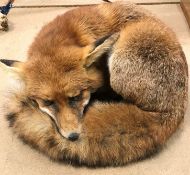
[0,1,188,166]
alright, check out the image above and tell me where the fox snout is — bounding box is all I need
[47,109,81,141]
[58,121,81,141]
[57,108,82,141]
[60,130,80,142]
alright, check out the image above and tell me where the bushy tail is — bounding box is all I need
[76,103,183,166]
[7,99,184,167]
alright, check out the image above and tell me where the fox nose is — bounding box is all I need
[68,132,79,141]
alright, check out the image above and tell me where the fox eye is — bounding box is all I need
[43,99,55,107]
[68,92,82,103]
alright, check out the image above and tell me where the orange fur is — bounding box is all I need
[0,1,188,166]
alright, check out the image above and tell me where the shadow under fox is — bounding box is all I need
[0,1,188,166]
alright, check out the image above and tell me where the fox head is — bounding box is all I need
[0,33,119,141]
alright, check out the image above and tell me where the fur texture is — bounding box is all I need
[0,1,188,167]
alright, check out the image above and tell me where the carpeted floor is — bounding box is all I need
[0,1,190,175]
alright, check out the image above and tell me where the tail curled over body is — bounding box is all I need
[3,94,186,167]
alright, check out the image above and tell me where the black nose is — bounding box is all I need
[68,132,79,141]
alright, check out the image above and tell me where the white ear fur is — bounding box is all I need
[0,62,25,93]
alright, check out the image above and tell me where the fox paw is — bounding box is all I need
[0,13,8,31]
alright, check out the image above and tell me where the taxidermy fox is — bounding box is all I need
[0,1,188,166]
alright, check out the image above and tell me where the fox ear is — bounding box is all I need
[0,59,21,67]
[83,33,119,68]
[0,59,25,93]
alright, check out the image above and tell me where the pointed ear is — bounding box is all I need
[0,59,21,67]
[0,59,25,93]
[83,33,119,68]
